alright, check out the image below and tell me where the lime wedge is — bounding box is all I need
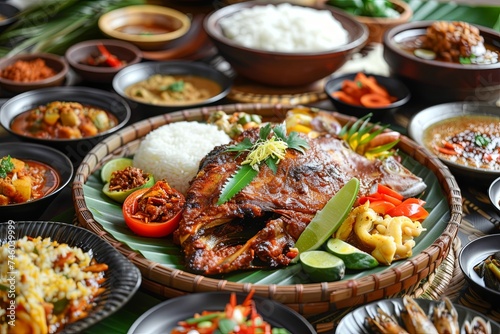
[300,250,345,282]
[295,177,359,254]
[325,238,378,270]
[100,158,133,183]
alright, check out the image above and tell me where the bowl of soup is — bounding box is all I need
[383,20,500,104]
[112,61,232,119]
[98,5,191,51]
[408,101,500,181]
[0,142,73,220]
[0,86,131,163]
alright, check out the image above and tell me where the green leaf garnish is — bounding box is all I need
[0,155,14,178]
[217,165,258,205]
[217,122,309,205]
[161,80,185,92]
[474,134,490,147]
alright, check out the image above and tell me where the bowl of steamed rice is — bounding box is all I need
[204,1,369,87]
[133,121,231,195]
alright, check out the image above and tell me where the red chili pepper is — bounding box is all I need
[377,184,403,201]
[386,201,429,221]
[97,44,122,68]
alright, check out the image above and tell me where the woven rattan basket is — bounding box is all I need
[73,103,462,316]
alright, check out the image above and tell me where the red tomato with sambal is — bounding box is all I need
[122,180,185,237]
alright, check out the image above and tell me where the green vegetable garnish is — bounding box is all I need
[166,80,185,92]
[474,134,491,147]
[217,123,309,205]
[0,155,14,178]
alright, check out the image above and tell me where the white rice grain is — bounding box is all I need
[219,3,349,52]
[133,121,231,195]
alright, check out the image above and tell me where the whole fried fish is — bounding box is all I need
[174,129,427,275]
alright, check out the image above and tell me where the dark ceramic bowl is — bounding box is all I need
[112,61,232,118]
[128,291,315,334]
[383,20,500,104]
[459,234,500,303]
[0,86,131,163]
[0,143,73,220]
[324,72,410,121]
[204,1,368,87]
[98,5,191,51]
[65,39,142,83]
[488,176,500,216]
[0,221,142,333]
[0,3,20,33]
[0,53,68,93]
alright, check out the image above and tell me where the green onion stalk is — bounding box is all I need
[0,0,146,57]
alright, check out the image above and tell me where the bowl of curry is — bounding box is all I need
[0,142,73,220]
[0,86,131,163]
[408,101,500,180]
[112,61,232,118]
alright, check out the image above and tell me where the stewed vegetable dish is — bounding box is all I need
[10,101,118,139]
[0,155,59,205]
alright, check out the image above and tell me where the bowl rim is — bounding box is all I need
[458,234,500,300]
[65,39,143,74]
[0,86,131,142]
[98,4,191,44]
[0,53,69,85]
[112,60,233,108]
[488,176,500,214]
[407,101,500,178]
[0,2,20,26]
[324,72,411,110]
[0,142,73,207]
[204,0,369,57]
[383,20,500,70]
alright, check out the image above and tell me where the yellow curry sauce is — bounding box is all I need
[423,115,500,170]
[125,74,222,106]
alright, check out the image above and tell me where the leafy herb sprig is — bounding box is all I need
[217,123,309,205]
[0,156,14,178]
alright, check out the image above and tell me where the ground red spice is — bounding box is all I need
[0,58,56,82]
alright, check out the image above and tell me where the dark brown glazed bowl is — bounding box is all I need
[383,20,500,104]
[65,39,142,83]
[0,53,68,93]
[204,1,368,87]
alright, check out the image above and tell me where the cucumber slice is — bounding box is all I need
[324,238,378,270]
[299,250,345,282]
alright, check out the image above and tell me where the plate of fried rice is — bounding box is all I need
[0,221,141,334]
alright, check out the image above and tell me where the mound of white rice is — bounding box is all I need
[133,121,231,195]
[219,3,349,53]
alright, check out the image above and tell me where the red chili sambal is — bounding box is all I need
[0,155,60,205]
[10,101,118,139]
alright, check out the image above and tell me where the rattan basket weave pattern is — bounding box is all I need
[73,103,462,316]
